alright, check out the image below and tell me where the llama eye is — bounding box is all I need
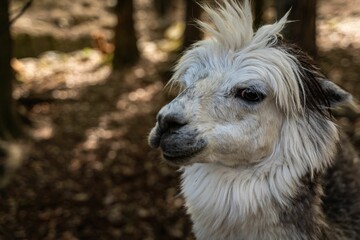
[235,88,265,102]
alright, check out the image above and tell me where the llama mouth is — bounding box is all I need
[162,152,194,163]
[159,132,207,164]
[149,125,207,164]
[161,149,204,164]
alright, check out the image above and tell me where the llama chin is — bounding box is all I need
[148,1,360,239]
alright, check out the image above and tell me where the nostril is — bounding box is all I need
[165,120,186,133]
[158,113,187,133]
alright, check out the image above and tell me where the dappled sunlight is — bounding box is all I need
[13,49,111,101]
[32,123,54,140]
[318,17,360,50]
[127,82,163,103]
[141,42,170,63]
[69,80,163,173]
[4,0,184,239]
[116,82,163,120]
[133,66,146,78]
[318,0,360,50]
[52,89,80,100]
[11,0,116,57]
[28,103,55,140]
[135,0,183,63]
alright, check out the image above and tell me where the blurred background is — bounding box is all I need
[0,0,359,239]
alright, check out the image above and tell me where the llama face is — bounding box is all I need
[148,0,352,168]
[149,46,287,166]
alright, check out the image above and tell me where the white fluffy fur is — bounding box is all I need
[167,1,338,240]
[161,0,341,239]
[181,119,337,239]
[172,1,305,118]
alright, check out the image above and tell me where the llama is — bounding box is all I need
[148,1,360,239]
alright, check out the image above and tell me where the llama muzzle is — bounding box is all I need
[149,106,207,165]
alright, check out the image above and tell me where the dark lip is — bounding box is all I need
[162,142,206,164]
[162,152,194,163]
[161,139,206,163]
[149,126,207,164]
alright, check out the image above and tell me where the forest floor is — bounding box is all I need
[1,0,360,239]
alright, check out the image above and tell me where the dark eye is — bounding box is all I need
[235,88,265,102]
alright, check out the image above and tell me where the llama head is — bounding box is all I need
[148,0,351,169]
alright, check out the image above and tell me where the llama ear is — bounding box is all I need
[320,79,352,107]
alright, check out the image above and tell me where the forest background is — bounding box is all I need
[0,0,359,239]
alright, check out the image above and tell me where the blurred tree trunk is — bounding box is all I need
[253,0,265,28]
[153,0,171,17]
[182,0,202,51]
[0,0,22,140]
[112,0,139,70]
[277,0,317,58]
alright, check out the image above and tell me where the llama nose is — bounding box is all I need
[157,112,187,134]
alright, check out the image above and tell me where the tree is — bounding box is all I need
[276,0,317,58]
[253,0,265,28]
[0,0,26,193]
[153,0,171,17]
[0,0,22,140]
[112,0,139,71]
[182,0,203,51]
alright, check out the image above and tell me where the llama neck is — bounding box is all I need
[181,163,330,240]
[181,119,339,239]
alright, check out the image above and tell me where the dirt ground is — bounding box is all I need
[1,0,360,239]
